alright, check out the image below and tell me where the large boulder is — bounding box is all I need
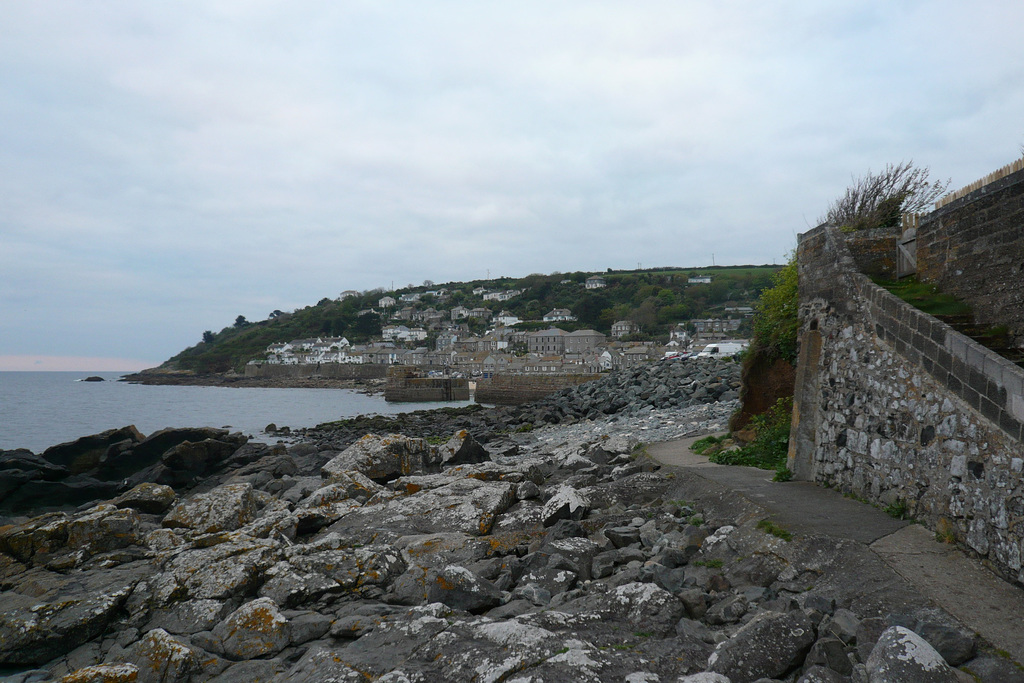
[161,483,261,534]
[110,482,177,514]
[65,504,142,555]
[541,485,590,526]
[707,610,817,682]
[322,433,433,483]
[41,426,144,474]
[866,626,960,682]
[209,597,290,660]
[327,477,517,538]
[435,430,490,467]
[127,628,207,683]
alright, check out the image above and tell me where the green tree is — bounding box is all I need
[202,330,215,344]
[234,315,248,328]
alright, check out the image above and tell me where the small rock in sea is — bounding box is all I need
[82,376,105,382]
[265,423,278,433]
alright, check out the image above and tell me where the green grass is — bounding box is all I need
[694,559,724,569]
[884,499,910,520]
[871,276,972,318]
[756,519,793,541]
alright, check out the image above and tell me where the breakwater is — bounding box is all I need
[384,367,470,402]
[243,363,387,380]
[475,373,601,405]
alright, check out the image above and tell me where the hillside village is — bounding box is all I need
[252,276,753,377]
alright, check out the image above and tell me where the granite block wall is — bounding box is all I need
[791,225,1024,585]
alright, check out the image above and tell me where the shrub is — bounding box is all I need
[819,161,950,231]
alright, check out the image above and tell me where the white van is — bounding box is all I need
[696,341,748,358]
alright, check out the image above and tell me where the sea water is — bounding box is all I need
[0,371,473,453]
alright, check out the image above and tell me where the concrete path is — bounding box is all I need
[647,434,1024,664]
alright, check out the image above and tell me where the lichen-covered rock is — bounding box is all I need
[541,485,590,527]
[127,628,204,683]
[209,597,290,660]
[558,582,685,636]
[153,535,280,602]
[66,504,141,555]
[425,565,503,613]
[706,609,816,682]
[302,472,383,505]
[60,662,141,683]
[161,483,260,534]
[865,626,960,682]
[259,539,406,607]
[327,478,517,537]
[0,512,71,563]
[0,564,145,665]
[145,599,229,636]
[434,430,490,467]
[110,483,177,514]
[321,433,433,482]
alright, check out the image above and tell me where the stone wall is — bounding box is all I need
[244,363,387,380]
[917,166,1024,342]
[475,374,601,406]
[383,366,469,402]
[843,226,899,279]
[790,225,1024,585]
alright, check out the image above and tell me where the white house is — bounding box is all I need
[339,290,360,300]
[399,292,422,303]
[688,276,712,284]
[585,276,607,289]
[379,296,396,308]
[543,308,576,322]
[482,289,522,302]
[494,310,521,326]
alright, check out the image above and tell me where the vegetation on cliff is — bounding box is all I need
[159,265,780,374]
[728,255,799,465]
[818,161,949,231]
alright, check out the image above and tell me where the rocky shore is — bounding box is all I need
[0,359,1008,682]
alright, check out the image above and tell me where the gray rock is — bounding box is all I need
[704,594,749,625]
[0,563,145,665]
[206,658,288,683]
[110,482,177,514]
[209,598,290,660]
[127,628,207,683]
[321,433,433,482]
[960,656,1024,683]
[707,610,817,682]
[804,636,853,675]
[161,483,261,534]
[605,525,642,548]
[541,485,590,526]
[797,665,848,682]
[287,611,333,645]
[865,626,959,682]
[424,565,503,612]
[912,609,977,666]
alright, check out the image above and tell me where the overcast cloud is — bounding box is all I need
[2,1,1023,370]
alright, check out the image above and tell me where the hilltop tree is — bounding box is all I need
[202,330,215,344]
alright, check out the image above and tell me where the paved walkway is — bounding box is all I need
[647,434,1024,664]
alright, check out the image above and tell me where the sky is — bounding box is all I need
[2,2,1023,371]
